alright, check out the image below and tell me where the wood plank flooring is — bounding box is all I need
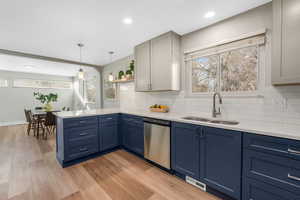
[0,125,221,200]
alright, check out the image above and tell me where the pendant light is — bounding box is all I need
[108,51,114,82]
[77,43,85,80]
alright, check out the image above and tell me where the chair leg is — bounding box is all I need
[27,123,31,135]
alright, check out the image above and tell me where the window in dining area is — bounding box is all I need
[0,79,9,87]
[13,79,73,89]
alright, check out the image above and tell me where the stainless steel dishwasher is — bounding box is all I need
[144,118,170,169]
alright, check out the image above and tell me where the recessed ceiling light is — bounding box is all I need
[24,65,34,70]
[204,11,215,18]
[123,17,133,25]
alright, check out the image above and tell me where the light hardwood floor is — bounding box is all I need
[0,125,221,200]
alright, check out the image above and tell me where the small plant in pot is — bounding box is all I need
[34,92,58,112]
[125,69,133,80]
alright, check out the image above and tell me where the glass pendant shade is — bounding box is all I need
[78,68,85,80]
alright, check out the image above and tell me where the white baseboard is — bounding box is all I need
[0,121,27,127]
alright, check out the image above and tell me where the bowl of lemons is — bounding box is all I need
[149,104,169,113]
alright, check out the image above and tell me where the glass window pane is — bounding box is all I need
[104,80,117,100]
[13,79,72,89]
[220,46,258,92]
[191,55,218,93]
[0,79,8,87]
[85,76,97,103]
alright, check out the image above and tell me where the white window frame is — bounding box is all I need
[12,79,73,89]
[84,76,97,104]
[185,32,266,98]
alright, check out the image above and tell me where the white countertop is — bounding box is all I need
[55,108,300,141]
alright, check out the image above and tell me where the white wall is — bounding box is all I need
[103,3,300,125]
[0,70,74,124]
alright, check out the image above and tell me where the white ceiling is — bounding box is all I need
[0,0,271,67]
[0,54,94,77]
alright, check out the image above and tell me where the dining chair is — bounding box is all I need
[43,112,56,139]
[24,109,37,136]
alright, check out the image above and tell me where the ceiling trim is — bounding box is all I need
[0,48,101,68]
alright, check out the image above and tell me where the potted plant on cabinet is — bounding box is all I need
[33,92,58,112]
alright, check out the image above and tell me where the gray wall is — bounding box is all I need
[0,70,74,124]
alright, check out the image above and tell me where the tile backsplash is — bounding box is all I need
[119,82,300,125]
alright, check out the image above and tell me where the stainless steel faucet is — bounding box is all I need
[212,92,223,118]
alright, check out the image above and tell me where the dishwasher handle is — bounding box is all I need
[143,118,170,126]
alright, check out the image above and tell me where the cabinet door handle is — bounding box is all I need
[79,120,86,124]
[200,128,205,138]
[288,148,300,155]
[288,174,300,181]
[79,132,89,136]
[80,147,88,152]
[106,118,113,120]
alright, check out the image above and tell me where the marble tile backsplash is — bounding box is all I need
[119,82,300,125]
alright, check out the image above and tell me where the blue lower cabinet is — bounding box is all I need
[128,122,144,155]
[99,114,120,152]
[172,122,201,179]
[100,122,119,151]
[121,115,144,156]
[200,127,242,199]
[243,177,297,200]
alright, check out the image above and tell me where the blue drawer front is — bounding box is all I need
[99,114,119,124]
[243,178,297,200]
[121,114,143,122]
[65,128,98,141]
[64,117,98,129]
[244,133,300,160]
[244,149,300,195]
[65,137,99,161]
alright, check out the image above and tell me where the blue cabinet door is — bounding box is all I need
[101,123,119,151]
[200,127,242,200]
[171,122,200,179]
[128,123,144,155]
[120,115,144,156]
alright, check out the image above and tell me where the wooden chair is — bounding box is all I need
[24,109,37,136]
[42,112,56,139]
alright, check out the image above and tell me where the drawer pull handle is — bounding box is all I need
[106,118,113,120]
[288,174,300,181]
[288,148,300,155]
[79,121,86,124]
[79,132,89,136]
[80,147,88,152]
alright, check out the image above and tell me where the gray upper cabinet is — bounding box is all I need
[135,41,151,91]
[272,0,300,85]
[135,31,181,92]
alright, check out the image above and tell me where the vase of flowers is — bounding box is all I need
[34,92,58,112]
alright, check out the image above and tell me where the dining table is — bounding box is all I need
[32,110,60,139]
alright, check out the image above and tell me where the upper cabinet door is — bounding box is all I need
[272,0,300,85]
[150,32,174,91]
[134,31,181,92]
[135,41,151,91]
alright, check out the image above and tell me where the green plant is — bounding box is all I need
[118,71,125,79]
[33,92,58,104]
[129,60,134,72]
[126,69,132,75]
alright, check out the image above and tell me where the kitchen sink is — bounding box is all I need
[209,120,239,125]
[182,116,239,125]
[182,116,211,122]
